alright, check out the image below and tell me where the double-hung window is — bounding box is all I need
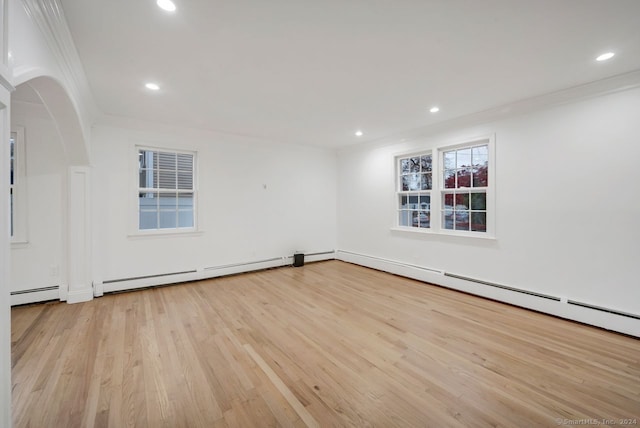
[138,148,196,231]
[395,136,494,237]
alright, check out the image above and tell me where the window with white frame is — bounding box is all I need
[9,127,27,243]
[397,153,432,229]
[395,137,493,236]
[9,131,15,237]
[441,143,489,232]
[138,148,195,231]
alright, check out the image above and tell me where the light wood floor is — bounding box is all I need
[11,260,640,427]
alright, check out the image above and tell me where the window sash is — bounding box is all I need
[137,148,196,231]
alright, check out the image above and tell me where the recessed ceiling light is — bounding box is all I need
[145,82,160,91]
[596,52,615,61]
[429,106,440,113]
[355,130,363,137]
[157,0,176,12]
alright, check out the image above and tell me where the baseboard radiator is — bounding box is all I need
[10,286,59,306]
[336,250,640,337]
[567,300,640,320]
[444,272,561,301]
[97,250,336,295]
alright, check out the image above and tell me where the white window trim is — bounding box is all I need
[129,144,199,237]
[392,134,496,239]
[10,126,28,245]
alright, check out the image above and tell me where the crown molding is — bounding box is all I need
[20,0,98,123]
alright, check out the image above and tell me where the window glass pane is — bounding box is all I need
[400,195,408,209]
[457,168,471,188]
[471,212,487,232]
[443,193,454,229]
[139,211,158,230]
[404,174,420,191]
[418,211,430,228]
[455,193,469,210]
[411,211,420,227]
[178,193,194,209]
[401,175,409,191]
[408,194,419,209]
[139,150,158,169]
[158,151,177,170]
[10,135,15,185]
[177,171,193,190]
[470,193,486,210]
[473,166,488,187]
[443,193,454,208]
[419,195,430,210]
[409,157,420,173]
[139,192,158,210]
[457,148,472,168]
[444,151,456,169]
[158,170,177,189]
[159,193,177,210]
[177,153,193,171]
[399,210,409,227]
[400,158,410,174]
[178,210,194,228]
[139,169,157,188]
[420,155,432,172]
[159,211,177,229]
[472,145,488,166]
[420,173,432,190]
[443,211,454,230]
[444,169,456,188]
[455,212,470,230]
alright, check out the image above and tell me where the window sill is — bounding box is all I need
[127,229,204,239]
[390,226,496,240]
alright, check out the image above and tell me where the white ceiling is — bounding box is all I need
[59,0,640,148]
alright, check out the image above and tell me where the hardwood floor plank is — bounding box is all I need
[12,260,640,427]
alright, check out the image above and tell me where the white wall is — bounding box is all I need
[337,87,640,335]
[91,123,337,285]
[10,100,66,295]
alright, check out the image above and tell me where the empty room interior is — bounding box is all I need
[1,0,640,426]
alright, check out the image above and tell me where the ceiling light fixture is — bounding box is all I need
[145,82,160,91]
[157,0,176,12]
[596,52,615,61]
[355,130,363,137]
[429,106,440,113]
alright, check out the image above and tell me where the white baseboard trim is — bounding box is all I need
[336,250,639,338]
[10,287,59,306]
[98,251,336,295]
[66,287,94,304]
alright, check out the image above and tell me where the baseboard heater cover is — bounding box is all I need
[204,257,283,271]
[338,250,443,275]
[10,286,58,296]
[444,272,561,301]
[567,300,640,320]
[205,251,336,270]
[103,270,198,284]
